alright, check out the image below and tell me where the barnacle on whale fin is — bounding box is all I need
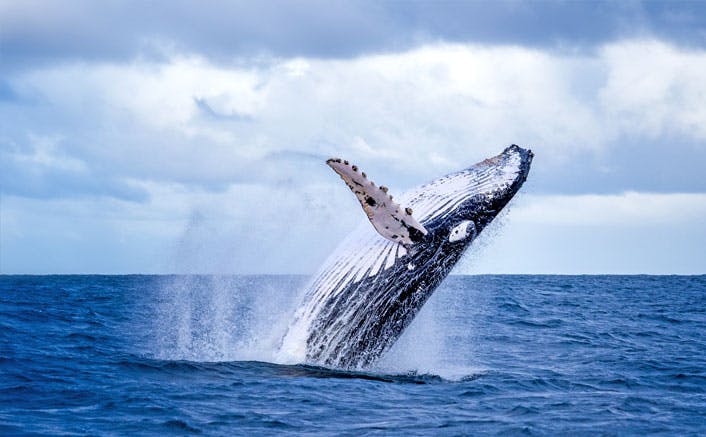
[326,158,428,246]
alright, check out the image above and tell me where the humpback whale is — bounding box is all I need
[279,145,533,369]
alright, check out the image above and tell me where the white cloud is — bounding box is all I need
[0,180,360,274]
[3,177,705,274]
[514,192,706,226]
[10,134,86,172]
[459,191,706,275]
[3,38,706,273]
[600,40,706,140]
[7,38,706,196]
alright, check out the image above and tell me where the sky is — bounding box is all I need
[1,0,705,274]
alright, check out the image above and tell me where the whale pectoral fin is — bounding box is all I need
[326,158,428,247]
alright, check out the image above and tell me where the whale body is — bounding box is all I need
[280,145,533,369]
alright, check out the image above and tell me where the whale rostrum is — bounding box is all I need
[326,158,428,247]
[280,145,534,369]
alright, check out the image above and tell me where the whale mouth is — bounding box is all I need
[402,144,533,227]
[488,145,533,215]
[477,144,533,194]
[504,144,533,196]
[458,144,533,233]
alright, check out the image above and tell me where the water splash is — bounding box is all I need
[375,278,487,381]
[147,274,484,380]
[150,275,304,363]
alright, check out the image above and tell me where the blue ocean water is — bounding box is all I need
[1,275,705,435]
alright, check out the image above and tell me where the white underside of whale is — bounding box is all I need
[277,149,523,364]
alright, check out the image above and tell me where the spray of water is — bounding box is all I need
[151,275,304,363]
[147,195,506,378]
[147,272,486,380]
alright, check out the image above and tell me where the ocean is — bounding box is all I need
[1,275,705,435]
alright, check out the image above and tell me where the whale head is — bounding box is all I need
[408,144,533,252]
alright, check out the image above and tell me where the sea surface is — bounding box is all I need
[1,275,705,435]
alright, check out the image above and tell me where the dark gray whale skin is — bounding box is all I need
[295,145,533,369]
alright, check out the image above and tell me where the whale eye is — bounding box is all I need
[448,220,476,243]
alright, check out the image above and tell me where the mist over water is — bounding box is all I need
[148,273,473,378]
[151,275,306,364]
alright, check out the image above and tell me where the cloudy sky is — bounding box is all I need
[1,1,705,274]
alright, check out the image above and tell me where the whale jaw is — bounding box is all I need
[281,145,533,369]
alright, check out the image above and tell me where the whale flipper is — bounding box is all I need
[326,158,428,247]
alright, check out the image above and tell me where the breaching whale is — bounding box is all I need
[279,145,533,369]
